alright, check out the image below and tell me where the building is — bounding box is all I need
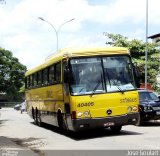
[148,33,160,45]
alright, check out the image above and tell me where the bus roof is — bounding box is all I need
[25,47,129,76]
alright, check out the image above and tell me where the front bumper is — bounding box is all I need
[71,112,139,131]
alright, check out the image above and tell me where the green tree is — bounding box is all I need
[104,33,160,93]
[0,48,26,101]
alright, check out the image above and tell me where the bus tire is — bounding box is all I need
[34,108,38,125]
[110,126,122,133]
[32,108,35,120]
[36,110,42,127]
[57,110,67,132]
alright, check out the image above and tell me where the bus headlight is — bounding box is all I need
[132,106,138,111]
[84,111,89,117]
[128,106,132,112]
[77,112,83,117]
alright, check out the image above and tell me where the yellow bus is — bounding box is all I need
[25,47,139,132]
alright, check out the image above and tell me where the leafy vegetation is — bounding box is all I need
[0,48,26,101]
[104,33,160,93]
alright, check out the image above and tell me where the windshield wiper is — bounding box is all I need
[79,87,85,93]
[105,70,124,94]
[105,70,111,88]
[90,81,102,97]
[110,79,125,94]
[90,73,104,97]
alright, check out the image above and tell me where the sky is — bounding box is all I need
[0,0,160,69]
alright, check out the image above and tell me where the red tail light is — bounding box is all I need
[72,111,76,119]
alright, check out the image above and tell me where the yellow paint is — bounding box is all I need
[70,91,139,118]
[25,47,138,121]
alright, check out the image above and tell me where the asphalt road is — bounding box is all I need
[0,108,160,155]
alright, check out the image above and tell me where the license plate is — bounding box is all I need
[156,111,160,115]
[104,122,115,127]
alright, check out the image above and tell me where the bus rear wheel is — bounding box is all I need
[32,108,37,125]
[36,110,42,127]
[57,111,67,132]
[110,126,122,133]
[32,108,35,120]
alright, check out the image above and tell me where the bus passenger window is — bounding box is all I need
[55,62,61,83]
[26,76,30,88]
[33,73,38,86]
[38,71,42,86]
[49,65,55,84]
[30,75,33,88]
[43,68,48,85]
[32,74,34,87]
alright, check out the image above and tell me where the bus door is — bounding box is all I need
[62,59,73,129]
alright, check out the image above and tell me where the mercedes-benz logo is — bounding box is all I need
[106,109,112,115]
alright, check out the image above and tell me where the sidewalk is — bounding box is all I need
[0,136,38,156]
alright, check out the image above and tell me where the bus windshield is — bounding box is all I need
[69,56,136,95]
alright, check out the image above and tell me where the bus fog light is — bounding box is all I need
[128,106,132,112]
[132,106,138,111]
[77,112,83,117]
[84,111,89,117]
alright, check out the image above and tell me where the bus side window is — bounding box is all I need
[33,73,38,87]
[55,62,61,83]
[43,68,48,85]
[28,76,30,88]
[32,74,34,87]
[49,65,55,84]
[38,71,42,86]
[29,75,32,88]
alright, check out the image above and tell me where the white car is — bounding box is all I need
[14,104,21,110]
[20,102,26,114]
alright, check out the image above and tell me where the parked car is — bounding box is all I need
[14,103,22,110]
[137,89,160,125]
[20,101,26,114]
